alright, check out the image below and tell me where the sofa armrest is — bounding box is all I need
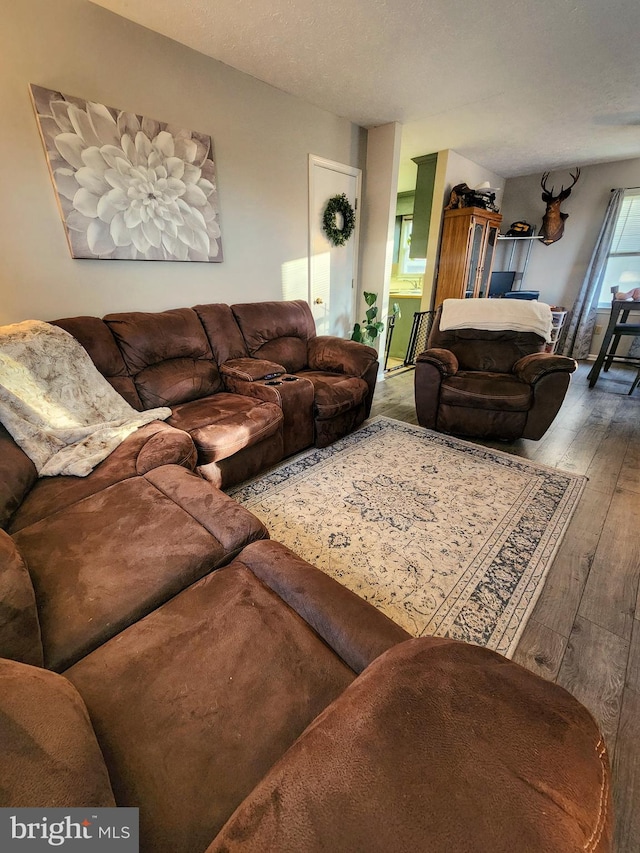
[308,336,378,377]
[0,658,116,807]
[414,350,458,430]
[513,353,577,384]
[221,357,286,382]
[134,421,198,474]
[415,347,459,377]
[209,638,612,853]
[0,530,43,666]
[144,466,268,553]
[236,541,410,674]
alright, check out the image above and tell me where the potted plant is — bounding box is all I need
[350,291,385,346]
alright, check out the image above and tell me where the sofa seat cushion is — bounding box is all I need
[65,561,355,853]
[12,465,267,671]
[167,393,283,463]
[441,372,532,412]
[299,371,369,419]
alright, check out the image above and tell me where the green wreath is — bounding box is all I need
[322,193,356,246]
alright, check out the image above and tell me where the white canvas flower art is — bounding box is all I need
[29,85,223,262]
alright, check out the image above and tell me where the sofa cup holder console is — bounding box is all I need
[264,375,300,386]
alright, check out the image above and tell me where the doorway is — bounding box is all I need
[308,155,362,337]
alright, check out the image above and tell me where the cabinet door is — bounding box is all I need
[466,221,485,297]
[477,223,500,298]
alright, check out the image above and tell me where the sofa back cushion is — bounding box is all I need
[232,300,316,374]
[0,530,43,666]
[193,303,249,365]
[52,316,143,410]
[429,307,545,374]
[105,308,223,409]
[0,425,37,530]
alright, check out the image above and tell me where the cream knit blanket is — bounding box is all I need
[440,298,553,342]
[0,320,171,477]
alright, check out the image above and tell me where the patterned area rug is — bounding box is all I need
[229,417,586,657]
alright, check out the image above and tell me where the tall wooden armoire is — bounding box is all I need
[434,207,502,307]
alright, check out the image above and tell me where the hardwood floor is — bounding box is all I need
[371,361,640,853]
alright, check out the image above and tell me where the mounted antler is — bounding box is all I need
[539,168,581,245]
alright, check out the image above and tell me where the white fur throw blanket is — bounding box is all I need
[440,298,553,342]
[0,320,171,477]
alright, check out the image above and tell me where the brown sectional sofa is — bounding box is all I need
[55,299,378,486]
[0,300,613,851]
[1,299,378,671]
[1,541,612,852]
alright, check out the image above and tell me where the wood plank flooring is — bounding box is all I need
[371,362,640,853]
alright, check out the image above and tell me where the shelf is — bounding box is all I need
[497,235,541,241]
[495,227,538,289]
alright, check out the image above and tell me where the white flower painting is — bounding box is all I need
[29,85,223,262]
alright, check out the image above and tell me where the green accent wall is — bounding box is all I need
[410,153,438,259]
[387,296,422,359]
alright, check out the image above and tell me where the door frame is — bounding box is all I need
[308,154,362,333]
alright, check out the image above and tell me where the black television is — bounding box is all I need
[488,271,516,298]
[503,290,540,301]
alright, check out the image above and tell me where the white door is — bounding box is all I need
[309,155,362,337]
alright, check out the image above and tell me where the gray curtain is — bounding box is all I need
[561,189,624,359]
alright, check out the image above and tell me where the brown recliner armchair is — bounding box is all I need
[415,304,577,441]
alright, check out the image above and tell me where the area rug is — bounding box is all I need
[229,417,586,657]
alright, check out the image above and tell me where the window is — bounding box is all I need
[597,189,640,306]
[398,216,426,276]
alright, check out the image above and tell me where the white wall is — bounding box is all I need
[499,158,640,310]
[359,123,402,363]
[442,151,506,205]
[0,0,366,324]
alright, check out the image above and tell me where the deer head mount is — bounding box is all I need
[539,168,581,246]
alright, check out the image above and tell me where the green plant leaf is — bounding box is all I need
[350,323,363,342]
[365,306,378,322]
[364,292,377,306]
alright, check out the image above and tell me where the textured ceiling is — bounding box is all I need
[90,0,640,190]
